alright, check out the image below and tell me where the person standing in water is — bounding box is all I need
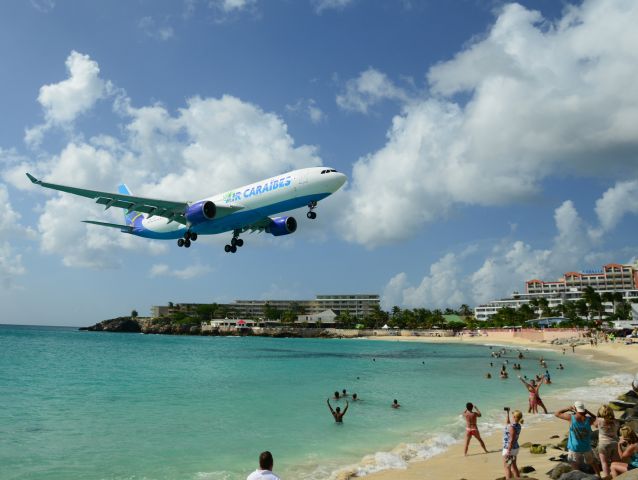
[327,399,349,423]
[519,376,548,414]
[463,402,489,455]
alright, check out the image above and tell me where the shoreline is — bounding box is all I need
[351,335,635,480]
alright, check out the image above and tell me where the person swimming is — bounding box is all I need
[352,393,359,401]
[486,373,492,379]
[392,399,401,409]
[333,391,340,400]
[342,389,348,397]
[327,399,349,423]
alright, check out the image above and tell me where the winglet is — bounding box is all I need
[26,173,40,184]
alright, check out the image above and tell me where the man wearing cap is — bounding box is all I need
[555,401,600,475]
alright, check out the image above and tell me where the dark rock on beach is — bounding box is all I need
[557,471,598,480]
[547,463,573,480]
[616,469,638,479]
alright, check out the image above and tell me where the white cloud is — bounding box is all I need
[336,68,408,114]
[314,0,354,14]
[139,17,175,41]
[594,180,638,233]
[30,0,55,13]
[383,200,611,308]
[286,98,325,124]
[343,0,638,247]
[383,253,466,309]
[25,51,110,146]
[150,263,211,280]
[0,184,32,287]
[212,0,258,13]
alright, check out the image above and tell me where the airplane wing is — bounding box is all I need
[82,220,134,233]
[26,173,243,225]
[241,217,274,233]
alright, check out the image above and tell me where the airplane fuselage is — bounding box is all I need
[134,167,346,240]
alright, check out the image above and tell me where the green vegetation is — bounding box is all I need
[153,288,633,330]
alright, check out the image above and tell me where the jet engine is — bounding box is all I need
[185,201,216,225]
[265,216,297,236]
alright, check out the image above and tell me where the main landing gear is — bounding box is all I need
[224,230,244,253]
[307,200,317,219]
[177,230,198,248]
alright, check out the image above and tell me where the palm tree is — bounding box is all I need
[459,304,472,318]
[583,287,603,322]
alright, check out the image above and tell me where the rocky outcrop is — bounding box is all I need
[80,317,141,333]
[80,317,201,335]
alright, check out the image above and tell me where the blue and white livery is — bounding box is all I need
[26,167,346,253]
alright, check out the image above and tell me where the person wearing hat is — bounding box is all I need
[555,401,600,476]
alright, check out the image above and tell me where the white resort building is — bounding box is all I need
[474,263,638,321]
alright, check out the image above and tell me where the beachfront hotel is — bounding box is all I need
[474,263,638,321]
[152,294,380,319]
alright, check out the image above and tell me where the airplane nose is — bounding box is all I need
[336,172,347,189]
[326,172,347,192]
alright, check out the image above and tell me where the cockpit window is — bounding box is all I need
[321,170,327,174]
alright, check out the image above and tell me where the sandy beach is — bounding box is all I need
[361,334,637,480]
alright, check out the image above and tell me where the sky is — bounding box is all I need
[1,0,638,326]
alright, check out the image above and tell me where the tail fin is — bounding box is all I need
[118,183,140,226]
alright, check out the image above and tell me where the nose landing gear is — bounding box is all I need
[307,200,317,219]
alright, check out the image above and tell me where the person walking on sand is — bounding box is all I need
[597,404,620,478]
[555,402,600,476]
[247,451,280,480]
[327,398,349,423]
[611,425,638,477]
[463,402,489,456]
[519,376,548,414]
[502,408,523,480]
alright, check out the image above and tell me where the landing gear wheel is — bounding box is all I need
[236,238,244,247]
[184,239,191,248]
[190,232,198,241]
[307,211,317,219]
[231,237,237,247]
[230,245,237,253]
[224,245,231,253]
[177,239,185,247]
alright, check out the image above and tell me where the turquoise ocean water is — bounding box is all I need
[0,325,614,480]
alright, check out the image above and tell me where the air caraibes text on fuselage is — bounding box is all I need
[223,175,292,203]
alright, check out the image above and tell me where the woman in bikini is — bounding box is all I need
[519,376,548,414]
[463,402,489,455]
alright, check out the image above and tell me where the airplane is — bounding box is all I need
[26,167,347,253]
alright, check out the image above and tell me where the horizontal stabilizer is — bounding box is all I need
[82,220,134,233]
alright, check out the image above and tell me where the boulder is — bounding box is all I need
[547,463,573,480]
[621,407,638,420]
[616,469,638,479]
[530,444,547,454]
[611,401,636,411]
[624,419,638,432]
[618,394,638,403]
[557,472,598,480]
[520,466,536,473]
